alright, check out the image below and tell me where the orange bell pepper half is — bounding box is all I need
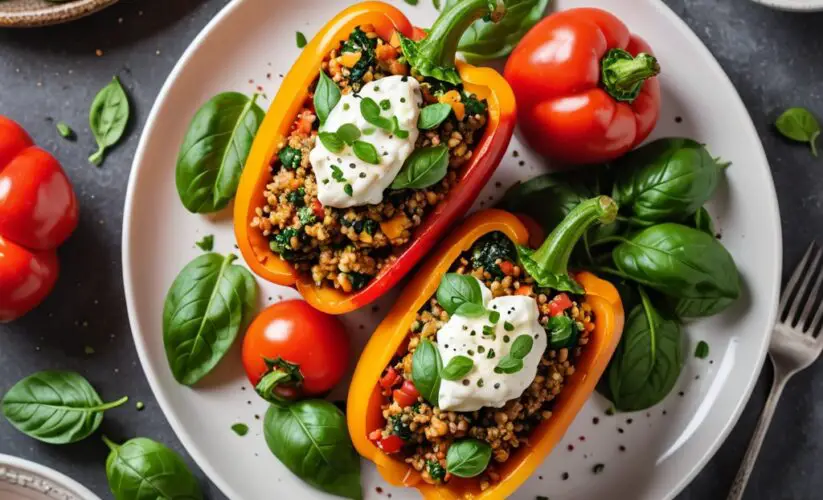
[234,1,516,315]
[348,203,625,499]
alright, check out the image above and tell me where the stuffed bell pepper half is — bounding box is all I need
[348,198,626,498]
[234,0,516,314]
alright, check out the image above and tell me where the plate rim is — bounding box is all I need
[0,454,102,500]
[121,0,783,499]
[749,0,823,11]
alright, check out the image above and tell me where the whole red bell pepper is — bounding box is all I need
[504,8,661,165]
[0,116,79,322]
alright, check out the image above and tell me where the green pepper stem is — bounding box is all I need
[531,196,618,275]
[418,0,505,70]
[601,49,660,103]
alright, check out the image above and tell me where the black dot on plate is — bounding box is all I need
[518,161,525,166]
[561,472,569,481]
[626,418,633,425]
[592,417,599,425]
[675,116,683,123]
[617,428,624,434]
[619,445,626,452]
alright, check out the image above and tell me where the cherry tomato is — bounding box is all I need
[379,366,401,390]
[312,199,325,219]
[243,300,350,402]
[393,380,420,408]
[377,434,404,454]
[549,293,574,317]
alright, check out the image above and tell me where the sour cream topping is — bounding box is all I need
[437,279,547,412]
[310,75,422,208]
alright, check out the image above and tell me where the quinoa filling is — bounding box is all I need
[250,25,490,293]
[369,232,596,489]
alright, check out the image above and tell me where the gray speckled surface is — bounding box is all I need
[0,0,821,499]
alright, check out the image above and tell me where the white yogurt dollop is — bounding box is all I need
[310,75,422,208]
[437,279,547,412]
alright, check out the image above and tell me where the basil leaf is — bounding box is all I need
[176,92,265,213]
[412,340,443,406]
[695,341,710,359]
[104,436,203,500]
[296,31,308,49]
[264,400,361,499]
[391,116,410,139]
[318,131,345,153]
[691,206,715,237]
[510,334,534,359]
[391,145,449,190]
[454,302,486,317]
[441,356,474,381]
[417,103,452,130]
[776,107,821,157]
[606,295,683,412]
[612,223,740,318]
[163,253,257,385]
[1,371,128,444]
[352,140,380,164]
[360,97,393,130]
[436,273,485,317]
[612,138,723,224]
[314,71,341,124]
[494,356,523,374]
[517,245,584,295]
[547,315,577,348]
[88,76,130,166]
[444,0,550,63]
[337,123,361,145]
[56,121,74,139]
[446,439,492,478]
[195,234,214,252]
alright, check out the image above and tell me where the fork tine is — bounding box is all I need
[780,242,818,321]
[787,245,823,328]
[798,255,823,332]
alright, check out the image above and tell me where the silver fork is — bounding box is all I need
[727,242,823,500]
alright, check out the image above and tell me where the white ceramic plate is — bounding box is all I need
[123,0,782,498]
[0,454,101,500]
[749,0,823,11]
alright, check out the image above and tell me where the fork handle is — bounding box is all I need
[727,363,789,500]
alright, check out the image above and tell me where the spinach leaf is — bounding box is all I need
[88,76,130,166]
[176,92,265,213]
[1,371,127,444]
[341,28,377,88]
[444,0,550,63]
[412,340,443,406]
[436,273,486,317]
[612,138,722,224]
[103,436,203,500]
[314,71,341,124]
[606,292,683,412]
[441,356,474,380]
[446,439,492,478]
[391,145,449,190]
[612,223,741,318]
[776,107,820,157]
[547,314,576,348]
[264,400,362,499]
[418,103,452,130]
[163,253,257,385]
[470,231,517,278]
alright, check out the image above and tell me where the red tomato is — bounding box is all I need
[312,199,325,219]
[242,300,350,401]
[549,293,574,317]
[377,434,404,454]
[393,380,420,408]
[379,367,401,390]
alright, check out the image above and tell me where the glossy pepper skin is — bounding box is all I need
[348,209,625,499]
[504,8,661,165]
[0,116,79,322]
[234,1,516,315]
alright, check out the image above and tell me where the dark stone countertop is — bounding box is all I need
[1,0,822,498]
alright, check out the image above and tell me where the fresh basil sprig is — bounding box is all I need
[446,439,492,478]
[361,97,393,130]
[494,334,534,374]
[89,76,130,166]
[2,371,128,444]
[264,400,362,499]
[441,356,474,381]
[314,71,341,124]
[163,253,257,385]
[436,273,486,317]
[412,339,443,406]
[176,92,265,213]
[391,145,449,190]
[418,103,452,130]
[103,436,203,500]
[776,107,821,157]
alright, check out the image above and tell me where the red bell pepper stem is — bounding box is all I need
[531,196,618,275]
[601,49,661,103]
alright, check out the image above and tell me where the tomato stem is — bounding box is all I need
[601,49,660,103]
